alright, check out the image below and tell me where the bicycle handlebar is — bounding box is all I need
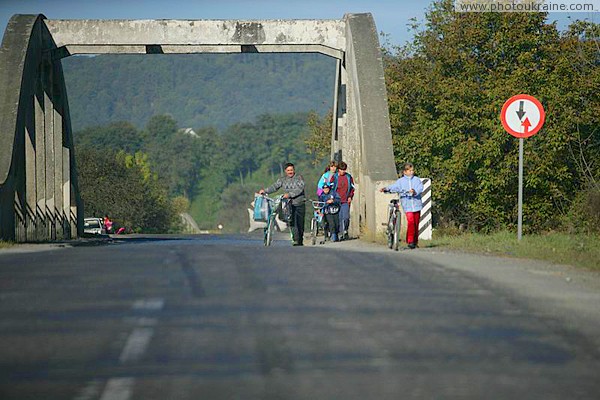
[310,200,327,209]
[381,188,412,196]
[258,193,285,202]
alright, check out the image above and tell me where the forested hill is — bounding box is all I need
[61,53,336,131]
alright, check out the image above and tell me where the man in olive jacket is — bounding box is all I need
[259,162,306,246]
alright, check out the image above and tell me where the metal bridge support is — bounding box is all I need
[0,14,82,242]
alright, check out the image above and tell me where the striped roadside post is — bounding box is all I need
[418,178,432,240]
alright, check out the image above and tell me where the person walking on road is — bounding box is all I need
[317,161,338,196]
[379,163,423,249]
[259,163,306,246]
[335,161,355,240]
[318,183,341,242]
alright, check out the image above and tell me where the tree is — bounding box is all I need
[74,121,142,153]
[304,110,333,166]
[76,148,177,233]
[384,0,599,232]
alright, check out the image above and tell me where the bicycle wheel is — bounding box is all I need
[311,217,317,245]
[264,215,275,246]
[386,212,394,249]
[393,211,401,251]
[263,225,269,246]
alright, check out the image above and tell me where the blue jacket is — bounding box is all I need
[318,190,341,214]
[317,171,338,195]
[385,175,424,212]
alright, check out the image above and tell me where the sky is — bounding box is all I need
[1,0,597,48]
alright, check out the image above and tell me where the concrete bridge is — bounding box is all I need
[0,13,397,242]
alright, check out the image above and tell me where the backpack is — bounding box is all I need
[253,195,270,222]
[325,204,340,215]
[279,198,293,223]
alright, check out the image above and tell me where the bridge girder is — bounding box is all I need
[0,13,396,242]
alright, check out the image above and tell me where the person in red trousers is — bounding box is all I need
[379,163,424,249]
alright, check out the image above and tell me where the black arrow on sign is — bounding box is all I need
[516,101,526,120]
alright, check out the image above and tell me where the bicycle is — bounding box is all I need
[262,195,282,246]
[309,200,327,245]
[261,194,294,246]
[381,189,410,251]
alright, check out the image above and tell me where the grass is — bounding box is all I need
[0,241,15,249]
[426,231,600,271]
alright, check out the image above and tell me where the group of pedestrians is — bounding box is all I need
[316,160,355,242]
[257,161,355,246]
[258,160,423,248]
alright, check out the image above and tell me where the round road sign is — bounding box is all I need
[500,94,545,138]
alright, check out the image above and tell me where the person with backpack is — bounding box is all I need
[259,162,306,246]
[317,161,338,196]
[335,161,355,240]
[318,183,341,242]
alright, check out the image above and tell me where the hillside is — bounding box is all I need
[61,52,337,131]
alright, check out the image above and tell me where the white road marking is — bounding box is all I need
[99,377,134,400]
[132,298,165,311]
[74,299,164,400]
[123,317,158,326]
[73,380,102,400]
[119,327,155,363]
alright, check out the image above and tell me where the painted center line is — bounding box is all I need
[76,298,165,400]
[99,377,134,400]
[132,298,165,311]
[119,327,155,363]
[123,317,158,326]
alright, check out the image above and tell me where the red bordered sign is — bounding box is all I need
[500,94,545,138]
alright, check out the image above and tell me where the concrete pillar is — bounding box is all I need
[52,81,64,240]
[43,61,56,240]
[25,96,37,241]
[344,14,397,241]
[331,59,341,158]
[62,147,70,237]
[1,14,82,242]
[35,85,48,241]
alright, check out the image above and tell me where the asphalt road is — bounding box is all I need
[1,233,599,399]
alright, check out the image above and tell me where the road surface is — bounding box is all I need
[1,233,599,399]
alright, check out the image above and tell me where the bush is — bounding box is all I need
[563,187,600,234]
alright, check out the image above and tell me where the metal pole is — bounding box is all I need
[518,138,524,241]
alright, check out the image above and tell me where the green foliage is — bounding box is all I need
[384,0,599,233]
[172,196,191,215]
[66,48,339,235]
[304,110,333,166]
[76,147,177,233]
[187,113,325,231]
[563,188,600,235]
[74,111,327,233]
[74,121,142,153]
[62,53,336,131]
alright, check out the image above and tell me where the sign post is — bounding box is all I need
[500,94,545,241]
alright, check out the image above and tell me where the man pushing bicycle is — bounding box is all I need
[258,162,306,246]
